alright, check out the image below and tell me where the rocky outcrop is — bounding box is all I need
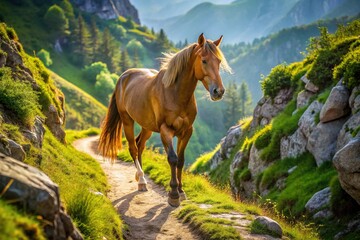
[296,90,314,109]
[349,86,360,113]
[45,104,66,143]
[0,153,82,240]
[22,116,45,148]
[307,117,347,166]
[251,88,293,128]
[336,112,360,150]
[280,128,307,159]
[333,138,360,205]
[252,216,283,238]
[305,187,331,215]
[301,75,319,93]
[72,0,140,23]
[248,145,270,176]
[298,100,323,139]
[320,85,350,123]
[0,135,26,161]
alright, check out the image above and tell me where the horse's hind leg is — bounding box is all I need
[135,128,152,191]
[122,114,146,191]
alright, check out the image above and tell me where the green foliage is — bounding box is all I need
[94,71,117,104]
[66,128,100,143]
[239,168,251,181]
[0,67,41,125]
[71,14,92,66]
[254,128,272,150]
[37,49,52,67]
[0,200,45,240]
[329,176,360,217]
[261,64,293,98]
[189,145,220,174]
[334,47,360,89]
[83,61,109,85]
[44,4,68,37]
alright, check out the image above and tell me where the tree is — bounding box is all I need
[120,49,132,72]
[72,14,92,66]
[89,17,100,62]
[83,61,109,85]
[156,29,171,52]
[98,27,120,73]
[222,81,241,129]
[59,0,75,31]
[239,82,252,118]
[95,71,116,104]
[44,4,68,39]
[37,49,53,67]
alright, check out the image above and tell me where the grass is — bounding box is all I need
[0,200,45,240]
[117,147,319,239]
[189,144,220,173]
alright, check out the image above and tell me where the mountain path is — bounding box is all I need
[73,136,199,240]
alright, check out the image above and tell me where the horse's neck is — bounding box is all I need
[174,63,197,107]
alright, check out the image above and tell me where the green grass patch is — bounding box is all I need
[189,144,220,174]
[0,199,45,240]
[65,128,100,143]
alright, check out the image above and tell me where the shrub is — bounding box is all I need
[44,4,68,36]
[83,62,109,85]
[261,64,292,98]
[37,49,53,67]
[0,67,41,125]
[94,71,116,103]
[307,37,357,89]
[333,48,360,89]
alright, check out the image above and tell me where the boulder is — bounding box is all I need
[349,86,360,113]
[209,150,222,171]
[305,187,331,214]
[297,90,314,109]
[320,85,350,123]
[45,104,66,143]
[7,139,25,161]
[333,138,360,205]
[337,112,360,150]
[0,153,83,239]
[280,128,307,159]
[230,151,248,198]
[305,81,319,93]
[22,116,45,148]
[313,209,333,219]
[307,118,347,166]
[220,125,242,159]
[248,145,271,176]
[298,100,323,139]
[252,216,283,238]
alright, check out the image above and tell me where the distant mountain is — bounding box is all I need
[153,0,359,44]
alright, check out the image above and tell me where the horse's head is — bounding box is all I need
[194,33,231,101]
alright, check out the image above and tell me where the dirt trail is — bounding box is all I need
[73,136,198,240]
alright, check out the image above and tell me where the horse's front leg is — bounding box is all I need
[177,127,193,201]
[160,124,180,207]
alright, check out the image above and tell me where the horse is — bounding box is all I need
[98,33,231,207]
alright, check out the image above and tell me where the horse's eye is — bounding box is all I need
[202,60,207,64]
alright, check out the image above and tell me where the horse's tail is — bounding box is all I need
[98,87,122,162]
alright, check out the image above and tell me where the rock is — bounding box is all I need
[230,151,247,199]
[296,90,314,109]
[313,209,333,219]
[287,166,297,174]
[333,138,360,205]
[22,116,46,148]
[220,125,242,159]
[253,216,283,238]
[248,145,271,176]
[305,187,331,214]
[280,128,307,159]
[307,118,347,166]
[300,75,310,84]
[305,81,319,93]
[209,150,222,170]
[45,104,66,143]
[7,139,25,161]
[334,215,360,240]
[0,134,11,156]
[298,100,323,139]
[349,86,360,113]
[337,112,360,150]
[251,89,293,129]
[320,85,350,123]
[72,0,140,23]
[239,180,256,200]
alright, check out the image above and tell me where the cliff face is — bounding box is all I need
[71,0,140,23]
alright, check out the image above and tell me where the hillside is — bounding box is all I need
[190,19,360,239]
[153,0,359,44]
[0,23,123,239]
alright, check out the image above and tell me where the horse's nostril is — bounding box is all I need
[213,88,218,95]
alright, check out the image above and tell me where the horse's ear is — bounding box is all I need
[213,35,223,47]
[198,33,205,47]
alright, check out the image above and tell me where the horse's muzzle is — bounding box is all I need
[210,86,225,101]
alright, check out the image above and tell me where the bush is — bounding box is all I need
[44,4,68,36]
[37,49,53,67]
[83,62,109,85]
[261,64,292,98]
[0,67,41,125]
[94,71,116,103]
[333,48,360,89]
[307,37,357,89]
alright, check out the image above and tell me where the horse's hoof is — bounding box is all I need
[179,192,187,201]
[135,172,139,182]
[138,183,148,191]
[168,196,180,207]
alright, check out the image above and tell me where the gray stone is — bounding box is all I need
[305,81,319,93]
[353,95,360,113]
[0,153,83,239]
[320,85,350,123]
[220,125,242,159]
[209,150,222,171]
[298,100,323,139]
[7,139,25,161]
[45,104,66,143]
[313,209,334,219]
[297,90,314,109]
[349,86,360,113]
[307,118,347,166]
[337,112,360,151]
[248,145,271,176]
[230,151,246,199]
[253,216,283,238]
[333,138,360,205]
[305,187,331,214]
[300,75,310,84]
[280,129,307,159]
[287,166,297,174]
[22,116,45,148]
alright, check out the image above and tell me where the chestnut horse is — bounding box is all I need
[98,33,231,207]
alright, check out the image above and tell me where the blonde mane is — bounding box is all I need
[160,41,232,88]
